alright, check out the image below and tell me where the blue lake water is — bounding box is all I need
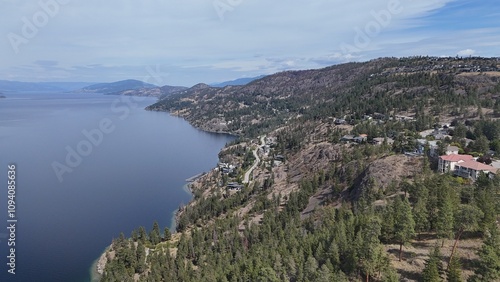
[0,93,234,282]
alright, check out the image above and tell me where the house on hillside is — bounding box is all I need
[341,135,355,142]
[433,133,452,140]
[372,137,394,146]
[445,145,459,155]
[354,134,368,143]
[454,160,497,181]
[341,134,368,143]
[394,115,415,121]
[274,155,285,162]
[335,119,346,125]
[218,162,236,175]
[438,154,498,181]
[227,182,244,191]
[417,139,439,157]
[438,154,474,173]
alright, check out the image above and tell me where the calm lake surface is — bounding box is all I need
[0,93,234,282]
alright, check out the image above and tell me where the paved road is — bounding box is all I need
[242,136,265,184]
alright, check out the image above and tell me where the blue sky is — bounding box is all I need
[1,0,499,86]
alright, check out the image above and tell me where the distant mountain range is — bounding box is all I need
[0,79,187,98]
[0,76,265,95]
[108,84,188,98]
[0,80,95,92]
[210,75,266,87]
[80,79,157,94]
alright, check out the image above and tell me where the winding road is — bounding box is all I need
[242,136,265,184]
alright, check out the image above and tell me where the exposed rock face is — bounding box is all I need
[96,251,108,275]
[350,155,423,201]
[287,142,344,182]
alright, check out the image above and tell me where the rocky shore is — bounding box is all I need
[96,250,108,275]
[92,171,212,279]
[90,247,110,282]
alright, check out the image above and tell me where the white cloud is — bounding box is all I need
[457,49,476,57]
[0,0,498,86]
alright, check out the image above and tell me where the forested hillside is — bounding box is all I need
[101,57,500,281]
[147,56,500,136]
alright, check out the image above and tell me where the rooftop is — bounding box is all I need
[439,154,474,162]
[456,160,498,173]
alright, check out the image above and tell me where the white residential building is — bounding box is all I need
[438,154,498,181]
[454,160,498,181]
[438,154,474,173]
[445,145,459,155]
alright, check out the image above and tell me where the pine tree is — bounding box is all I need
[475,187,498,233]
[380,204,395,243]
[138,226,147,243]
[256,267,279,282]
[448,204,483,269]
[422,246,442,282]
[413,196,430,237]
[435,192,454,246]
[131,228,139,242]
[304,256,319,281]
[327,241,340,268]
[393,196,416,261]
[164,226,172,241]
[447,255,463,282]
[356,217,386,282]
[469,225,500,281]
[135,240,146,274]
[317,264,332,282]
[149,221,161,245]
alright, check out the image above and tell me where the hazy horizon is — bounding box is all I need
[1,0,499,86]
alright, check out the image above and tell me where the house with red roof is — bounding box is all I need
[454,160,498,181]
[438,154,474,173]
[438,154,498,181]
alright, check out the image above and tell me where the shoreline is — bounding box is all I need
[89,108,232,280]
[89,247,109,282]
[171,170,207,231]
[185,172,205,183]
[90,173,208,281]
[146,107,240,137]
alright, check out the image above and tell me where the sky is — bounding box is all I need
[1,0,499,86]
